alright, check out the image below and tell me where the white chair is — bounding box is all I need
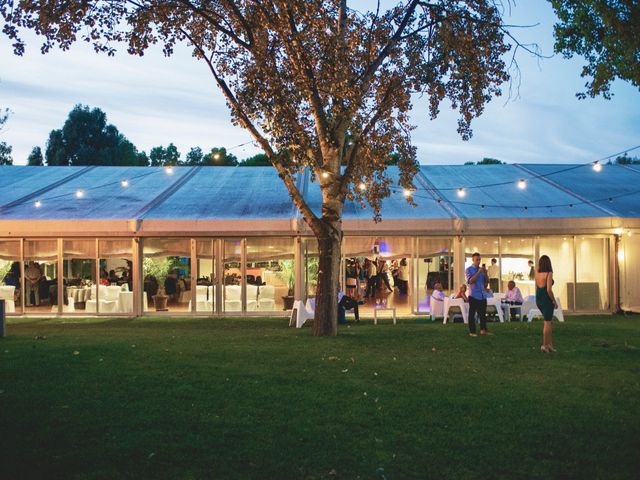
[430,295,444,321]
[51,296,75,313]
[0,285,16,313]
[119,291,134,313]
[86,285,120,313]
[224,285,242,311]
[486,296,505,323]
[195,285,210,312]
[290,298,315,328]
[246,284,258,311]
[257,285,276,311]
[443,295,469,324]
[520,295,537,321]
[527,297,565,322]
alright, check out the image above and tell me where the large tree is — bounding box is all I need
[2,0,515,335]
[549,0,640,99]
[44,104,147,166]
[0,107,12,165]
[27,146,44,165]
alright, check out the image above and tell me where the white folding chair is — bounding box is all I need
[224,285,242,311]
[430,295,444,321]
[443,295,469,324]
[257,285,276,311]
[0,286,16,313]
[520,295,537,321]
[195,285,210,312]
[246,284,258,311]
[290,298,315,328]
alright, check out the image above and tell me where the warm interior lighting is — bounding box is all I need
[614,227,624,235]
[457,188,466,198]
[592,161,602,172]
[121,179,129,187]
[517,179,527,189]
[75,190,84,198]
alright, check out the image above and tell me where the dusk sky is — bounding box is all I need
[1,2,639,166]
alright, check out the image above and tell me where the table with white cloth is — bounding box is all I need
[68,286,91,304]
[119,291,134,313]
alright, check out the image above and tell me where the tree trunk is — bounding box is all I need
[313,228,342,337]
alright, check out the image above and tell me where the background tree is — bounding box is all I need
[149,143,181,166]
[27,146,44,165]
[549,0,640,98]
[44,105,146,166]
[185,146,204,165]
[477,157,505,165]
[203,147,238,166]
[239,153,270,167]
[0,141,12,165]
[3,1,517,335]
[614,154,640,165]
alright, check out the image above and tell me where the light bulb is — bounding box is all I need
[592,161,602,172]
[75,190,84,198]
[34,200,42,208]
[165,166,174,174]
[457,188,466,198]
[322,172,330,179]
[403,189,412,198]
[213,153,221,160]
[358,183,366,191]
[517,179,527,189]
[121,179,129,187]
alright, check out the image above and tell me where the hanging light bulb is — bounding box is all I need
[165,166,174,175]
[322,172,330,179]
[457,188,466,198]
[403,189,412,198]
[592,161,602,172]
[517,178,527,189]
[34,200,42,208]
[121,179,129,187]
[213,153,221,160]
[75,190,84,198]
[358,182,366,191]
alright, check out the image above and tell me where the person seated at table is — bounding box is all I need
[454,284,468,302]
[431,282,446,303]
[99,271,110,286]
[503,280,523,304]
[108,269,119,284]
[337,291,365,324]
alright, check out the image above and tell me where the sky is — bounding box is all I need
[0,2,639,166]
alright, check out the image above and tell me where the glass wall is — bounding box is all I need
[24,240,58,314]
[63,239,96,313]
[343,236,412,315]
[246,237,295,311]
[575,236,610,311]
[223,239,242,312]
[195,239,216,313]
[416,238,452,313]
[0,240,22,314]
[143,238,190,313]
[501,237,536,298]
[538,237,574,310]
[99,239,134,314]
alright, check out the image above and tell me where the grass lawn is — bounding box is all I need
[1,315,639,479]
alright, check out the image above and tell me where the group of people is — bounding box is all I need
[345,257,409,300]
[430,252,559,352]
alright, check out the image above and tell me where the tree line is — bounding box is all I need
[19,105,271,167]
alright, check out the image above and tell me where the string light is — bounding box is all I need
[75,190,84,199]
[322,172,330,179]
[34,200,41,208]
[165,166,174,175]
[592,161,602,172]
[403,189,413,198]
[358,182,367,191]
[120,179,129,187]
[457,188,466,198]
[517,178,527,189]
[213,153,221,160]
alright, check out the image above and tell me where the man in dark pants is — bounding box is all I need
[465,252,492,337]
[338,291,363,324]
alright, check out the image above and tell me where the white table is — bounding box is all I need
[119,291,133,313]
[374,307,396,325]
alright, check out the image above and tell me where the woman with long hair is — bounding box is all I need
[535,255,558,352]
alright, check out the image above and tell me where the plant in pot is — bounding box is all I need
[277,259,295,310]
[143,257,171,311]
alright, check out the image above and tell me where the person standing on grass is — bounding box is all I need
[465,252,492,337]
[535,255,558,353]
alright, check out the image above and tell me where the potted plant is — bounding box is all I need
[143,257,171,311]
[277,259,295,310]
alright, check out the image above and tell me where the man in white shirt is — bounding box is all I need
[502,280,524,321]
[487,258,500,292]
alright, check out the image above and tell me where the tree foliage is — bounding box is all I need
[549,0,640,98]
[2,0,515,335]
[27,146,44,165]
[0,141,12,165]
[239,153,270,167]
[203,147,237,166]
[44,105,148,166]
[614,154,640,164]
[149,143,181,166]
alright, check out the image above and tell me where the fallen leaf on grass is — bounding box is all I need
[341,369,349,373]
[73,351,80,355]
[327,356,339,361]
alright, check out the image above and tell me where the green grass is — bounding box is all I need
[1,315,639,480]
